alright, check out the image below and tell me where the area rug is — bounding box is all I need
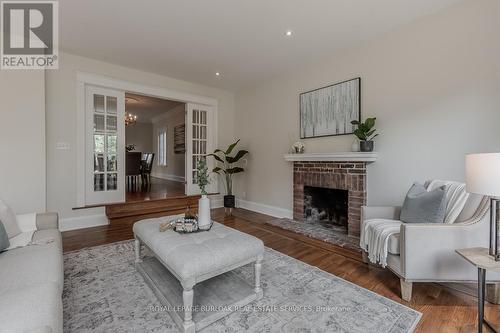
[266,218,360,251]
[63,240,421,332]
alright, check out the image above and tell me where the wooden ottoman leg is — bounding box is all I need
[134,238,142,263]
[182,287,195,333]
[254,257,263,298]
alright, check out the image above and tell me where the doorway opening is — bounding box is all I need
[124,93,186,202]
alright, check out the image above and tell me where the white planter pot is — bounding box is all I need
[198,195,211,228]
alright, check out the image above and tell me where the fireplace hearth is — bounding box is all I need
[304,186,348,228]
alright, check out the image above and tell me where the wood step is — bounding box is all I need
[106,195,201,224]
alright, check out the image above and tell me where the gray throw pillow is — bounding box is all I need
[0,199,21,238]
[400,183,446,224]
[0,221,10,251]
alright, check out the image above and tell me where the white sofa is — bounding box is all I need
[361,192,500,303]
[0,212,63,333]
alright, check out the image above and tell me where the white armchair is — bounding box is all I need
[361,193,500,303]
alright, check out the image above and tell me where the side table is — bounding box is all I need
[456,248,500,333]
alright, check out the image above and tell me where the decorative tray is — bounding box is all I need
[159,217,214,234]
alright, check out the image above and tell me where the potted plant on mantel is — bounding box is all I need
[208,139,248,214]
[195,159,211,229]
[351,117,379,152]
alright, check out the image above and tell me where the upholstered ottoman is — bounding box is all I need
[133,217,264,333]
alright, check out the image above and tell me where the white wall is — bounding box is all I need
[45,52,234,229]
[0,71,46,214]
[126,122,153,153]
[151,104,186,181]
[234,0,500,215]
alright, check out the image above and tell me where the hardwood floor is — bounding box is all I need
[126,177,185,202]
[62,208,500,333]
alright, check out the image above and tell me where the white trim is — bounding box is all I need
[284,152,378,162]
[236,199,293,219]
[59,214,109,231]
[76,80,85,207]
[76,72,218,107]
[75,72,219,207]
[151,172,185,183]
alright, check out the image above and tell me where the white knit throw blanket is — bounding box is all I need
[360,180,469,267]
[360,219,401,267]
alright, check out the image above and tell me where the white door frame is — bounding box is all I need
[185,103,217,196]
[76,71,218,207]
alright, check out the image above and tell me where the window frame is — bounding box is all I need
[158,129,167,166]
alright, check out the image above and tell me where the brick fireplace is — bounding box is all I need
[290,156,372,238]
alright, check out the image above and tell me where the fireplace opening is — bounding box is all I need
[304,186,348,228]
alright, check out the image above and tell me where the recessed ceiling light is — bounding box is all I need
[215,72,220,76]
[285,30,293,37]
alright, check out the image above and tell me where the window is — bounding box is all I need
[158,130,167,166]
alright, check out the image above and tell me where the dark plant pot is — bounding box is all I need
[224,195,235,208]
[360,141,374,152]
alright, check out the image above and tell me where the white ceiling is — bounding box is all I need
[125,93,183,123]
[61,0,462,90]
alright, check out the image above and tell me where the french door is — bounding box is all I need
[185,103,217,195]
[85,86,125,205]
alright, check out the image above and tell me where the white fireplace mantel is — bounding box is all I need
[283,152,378,163]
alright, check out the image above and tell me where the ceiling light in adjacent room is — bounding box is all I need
[285,30,293,37]
[215,72,220,76]
[125,113,137,126]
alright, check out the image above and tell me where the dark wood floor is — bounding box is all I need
[62,208,500,333]
[126,177,185,203]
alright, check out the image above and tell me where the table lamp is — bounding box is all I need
[466,153,500,261]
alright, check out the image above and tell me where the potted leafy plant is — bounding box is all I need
[195,159,211,228]
[351,117,379,152]
[207,139,248,210]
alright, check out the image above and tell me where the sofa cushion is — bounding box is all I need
[400,183,446,223]
[0,222,10,251]
[6,230,34,250]
[0,282,62,333]
[388,233,400,255]
[0,199,21,238]
[0,239,63,294]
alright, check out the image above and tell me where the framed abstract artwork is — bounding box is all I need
[300,77,360,139]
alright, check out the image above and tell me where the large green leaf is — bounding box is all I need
[365,117,376,129]
[212,167,225,174]
[226,167,244,174]
[207,153,224,163]
[365,129,376,138]
[226,150,248,163]
[353,129,367,140]
[225,139,240,155]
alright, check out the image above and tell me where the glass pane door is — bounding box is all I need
[185,103,216,195]
[86,86,125,205]
[191,109,208,185]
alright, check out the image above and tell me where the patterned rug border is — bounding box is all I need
[65,239,422,332]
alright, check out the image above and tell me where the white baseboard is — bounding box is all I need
[236,198,292,219]
[60,214,109,231]
[152,172,185,183]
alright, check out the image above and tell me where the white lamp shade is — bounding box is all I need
[466,153,500,197]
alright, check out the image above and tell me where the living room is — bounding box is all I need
[1,0,499,332]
